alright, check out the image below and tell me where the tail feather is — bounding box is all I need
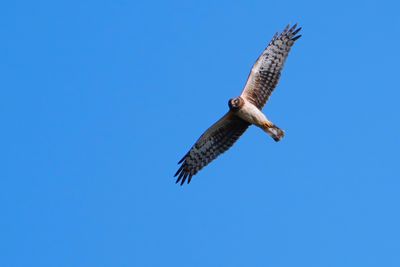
[262,123,285,142]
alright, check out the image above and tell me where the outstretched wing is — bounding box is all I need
[241,24,302,109]
[175,112,250,185]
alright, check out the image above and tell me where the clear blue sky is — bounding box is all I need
[1,0,400,266]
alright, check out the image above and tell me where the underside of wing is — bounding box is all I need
[174,112,250,185]
[241,24,302,109]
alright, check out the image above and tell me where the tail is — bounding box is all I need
[261,123,285,142]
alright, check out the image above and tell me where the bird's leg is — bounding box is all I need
[260,119,285,142]
[262,120,274,128]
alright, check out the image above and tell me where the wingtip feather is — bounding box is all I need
[291,34,302,42]
[289,23,298,32]
[176,171,185,183]
[292,27,302,36]
[188,174,193,184]
[180,173,189,186]
[174,164,184,177]
[178,153,187,164]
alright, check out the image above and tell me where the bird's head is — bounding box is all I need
[228,96,244,111]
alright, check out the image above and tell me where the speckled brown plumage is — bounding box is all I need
[241,24,301,109]
[175,112,249,185]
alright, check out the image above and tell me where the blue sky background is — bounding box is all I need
[1,0,400,266]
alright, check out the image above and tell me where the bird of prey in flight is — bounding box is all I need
[175,24,302,185]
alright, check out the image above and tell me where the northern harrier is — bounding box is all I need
[175,24,302,185]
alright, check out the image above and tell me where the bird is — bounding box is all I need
[175,24,302,185]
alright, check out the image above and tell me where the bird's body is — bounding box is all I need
[235,97,268,127]
[231,96,284,141]
[175,24,302,185]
